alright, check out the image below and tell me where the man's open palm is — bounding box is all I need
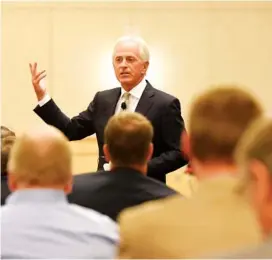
[29,62,47,101]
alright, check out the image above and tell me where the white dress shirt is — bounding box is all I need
[114,79,147,113]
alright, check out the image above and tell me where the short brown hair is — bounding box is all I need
[189,86,262,163]
[104,112,153,166]
[1,126,16,176]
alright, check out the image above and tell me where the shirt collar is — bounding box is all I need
[120,78,147,99]
[6,189,68,205]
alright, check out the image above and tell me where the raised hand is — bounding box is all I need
[29,62,47,101]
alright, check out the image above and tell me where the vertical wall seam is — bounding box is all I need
[48,6,54,98]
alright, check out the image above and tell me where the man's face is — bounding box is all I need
[113,41,149,88]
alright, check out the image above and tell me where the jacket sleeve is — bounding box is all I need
[34,93,98,141]
[147,98,188,179]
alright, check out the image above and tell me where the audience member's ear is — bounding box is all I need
[7,172,17,192]
[181,130,190,159]
[103,144,111,163]
[147,143,154,161]
[249,159,270,208]
[64,176,73,195]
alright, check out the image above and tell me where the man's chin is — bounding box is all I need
[119,78,132,85]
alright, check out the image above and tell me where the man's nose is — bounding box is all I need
[120,59,128,67]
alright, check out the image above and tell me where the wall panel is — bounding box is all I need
[2,2,272,175]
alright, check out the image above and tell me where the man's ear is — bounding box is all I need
[8,172,17,192]
[103,144,111,163]
[142,61,149,74]
[181,131,190,159]
[64,175,73,195]
[147,143,154,161]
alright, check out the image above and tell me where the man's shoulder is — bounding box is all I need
[118,194,181,227]
[143,175,177,196]
[69,203,117,227]
[149,85,182,112]
[68,204,119,241]
[232,239,272,258]
[154,88,177,100]
[109,168,177,196]
[211,238,272,259]
[96,87,121,97]
[73,170,108,180]
[0,204,9,215]
[73,171,110,187]
[147,82,179,103]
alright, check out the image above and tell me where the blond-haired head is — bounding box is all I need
[103,112,153,172]
[8,125,72,192]
[189,85,263,163]
[236,116,272,171]
[235,116,272,235]
[1,128,16,176]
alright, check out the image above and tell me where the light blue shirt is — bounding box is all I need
[1,189,119,259]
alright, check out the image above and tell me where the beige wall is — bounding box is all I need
[2,1,272,175]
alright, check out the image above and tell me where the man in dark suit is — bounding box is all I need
[1,126,16,205]
[29,36,187,182]
[68,112,178,221]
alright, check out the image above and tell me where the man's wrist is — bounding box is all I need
[38,93,51,106]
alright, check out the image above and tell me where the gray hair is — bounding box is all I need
[112,36,150,62]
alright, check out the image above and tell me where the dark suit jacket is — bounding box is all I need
[1,176,10,205]
[34,80,187,182]
[68,167,178,221]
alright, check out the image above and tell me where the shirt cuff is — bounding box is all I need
[38,94,51,107]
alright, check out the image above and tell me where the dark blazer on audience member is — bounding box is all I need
[68,167,178,221]
[1,176,10,205]
[34,80,187,183]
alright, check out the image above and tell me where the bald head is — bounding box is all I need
[8,125,72,189]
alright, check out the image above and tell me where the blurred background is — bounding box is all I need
[2,1,272,175]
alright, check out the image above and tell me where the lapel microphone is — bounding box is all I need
[121,102,127,110]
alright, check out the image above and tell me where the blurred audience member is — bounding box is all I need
[226,116,272,258]
[1,126,16,205]
[69,112,177,221]
[117,86,263,258]
[168,130,197,197]
[181,130,193,174]
[1,125,118,259]
[1,126,15,138]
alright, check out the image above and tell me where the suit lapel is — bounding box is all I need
[103,87,121,120]
[135,80,155,116]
